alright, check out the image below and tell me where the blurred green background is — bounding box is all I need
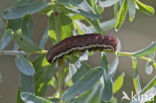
[0,0,156,103]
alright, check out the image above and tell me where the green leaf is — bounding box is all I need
[113,73,125,94]
[149,51,155,59]
[133,42,156,57]
[0,73,2,84]
[136,0,155,16]
[39,28,49,49]
[58,0,84,6]
[67,1,101,19]
[95,5,103,14]
[100,53,109,72]
[132,57,141,93]
[86,18,104,33]
[72,62,91,83]
[115,0,128,31]
[114,1,120,19]
[73,21,90,34]
[21,14,33,39]
[102,71,113,102]
[71,90,91,103]
[88,19,116,32]
[33,55,54,96]
[21,92,53,103]
[99,0,119,7]
[72,83,103,103]
[101,19,116,32]
[127,0,136,22]
[6,19,21,32]
[145,61,153,75]
[141,75,156,94]
[0,29,13,50]
[20,73,34,93]
[84,83,103,103]
[2,1,49,19]
[0,17,4,28]
[15,55,35,76]
[109,55,119,78]
[17,87,24,103]
[13,30,41,53]
[48,12,74,43]
[63,67,104,102]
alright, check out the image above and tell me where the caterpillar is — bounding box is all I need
[46,33,118,63]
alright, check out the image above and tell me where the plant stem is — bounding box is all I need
[117,51,156,68]
[0,50,47,56]
[0,50,26,56]
[58,59,65,103]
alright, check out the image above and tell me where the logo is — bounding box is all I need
[121,91,154,102]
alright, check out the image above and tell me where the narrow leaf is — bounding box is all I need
[33,55,54,96]
[115,0,128,31]
[2,1,49,19]
[72,62,91,83]
[132,57,141,93]
[86,18,103,33]
[141,75,156,94]
[88,19,116,32]
[71,90,91,103]
[76,0,100,19]
[48,12,74,43]
[136,0,155,16]
[13,30,41,53]
[58,0,84,6]
[101,19,116,32]
[63,67,104,102]
[15,55,35,76]
[39,28,49,49]
[109,55,119,78]
[102,72,113,102]
[21,14,33,39]
[21,92,53,103]
[17,88,24,103]
[127,0,136,21]
[145,61,153,75]
[74,21,90,34]
[0,29,13,50]
[84,83,103,103]
[20,73,34,93]
[149,51,155,59]
[99,0,119,7]
[113,73,125,94]
[114,1,120,19]
[133,42,156,57]
[72,83,103,103]
[100,53,109,72]
[6,19,21,32]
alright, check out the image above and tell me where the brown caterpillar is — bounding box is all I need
[46,33,118,63]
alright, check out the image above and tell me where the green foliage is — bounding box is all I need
[113,73,125,94]
[0,29,13,50]
[63,67,104,102]
[0,0,155,103]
